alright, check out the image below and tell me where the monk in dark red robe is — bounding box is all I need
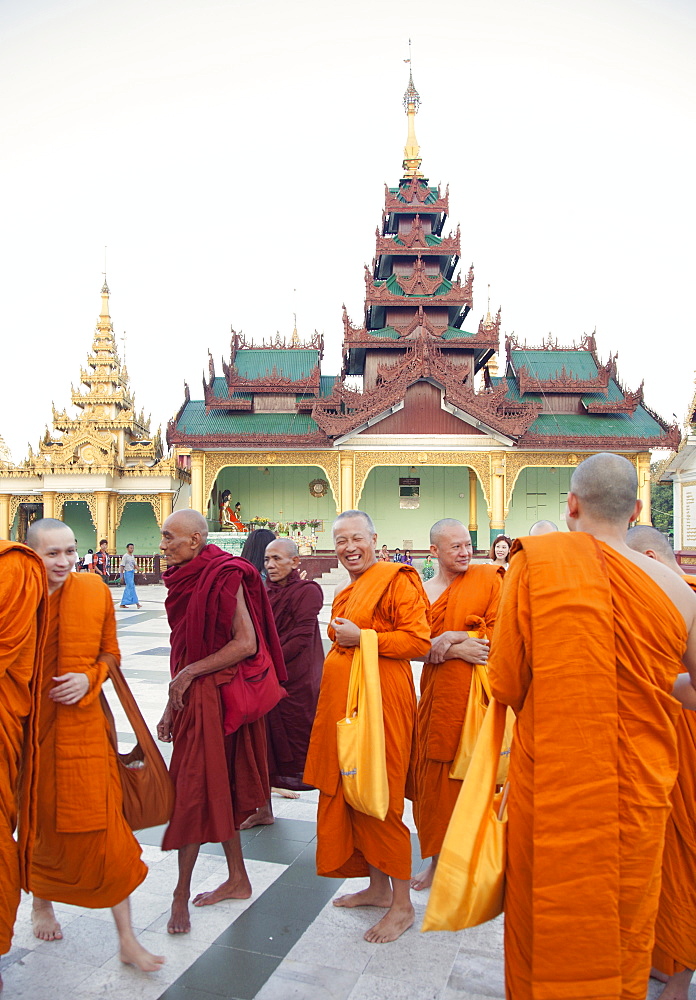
[158,510,286,935]
[0,541,46,991]
[242,537,324,828]
[489,455,696,1000]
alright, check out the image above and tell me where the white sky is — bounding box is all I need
[1,0,694,460]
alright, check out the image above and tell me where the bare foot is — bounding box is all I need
[192,873,252,906]
[120,938,166,972]
[31,901,63,941]
[333,886,393,909]
[655,969,694,1000]
[410,860,436,891]
[240,803,274,829]
[364,902,415,943]
[272,787,300,799]
[651,969,670,984]
[167,895,191,934]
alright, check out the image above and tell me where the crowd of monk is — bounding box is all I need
[1,451,696,1000]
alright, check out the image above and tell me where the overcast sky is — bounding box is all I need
[1,0,694,460]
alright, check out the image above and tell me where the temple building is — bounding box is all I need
[660,376,696,570]
[0,281,187,550]
[167,71,678,549]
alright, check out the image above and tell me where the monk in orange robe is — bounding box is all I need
[412,518,503,890]
[304,510,430,944]
[489,454,696,1000]
[26,519,163,972]
[0,540,46,990]
[626,525,696,1000]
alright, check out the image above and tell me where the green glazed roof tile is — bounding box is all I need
[176,401,320,436]
[510,349,598,380]
[234,349,318,381]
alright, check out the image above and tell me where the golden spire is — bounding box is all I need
[402,42,422,178]
[98,276,113,334]
[291,312,299,346]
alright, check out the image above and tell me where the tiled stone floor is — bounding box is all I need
[1,584,690,999]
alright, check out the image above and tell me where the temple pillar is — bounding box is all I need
[489,458,505,544]
[160,492,173,525]
[0,495,10,540]
[107,492,117,551]
[42,490,56,520]
[190,452,205,514]
[340,455,354,513]
[95,491,110,543]
[468,469,478,550]
[636,452,652,525]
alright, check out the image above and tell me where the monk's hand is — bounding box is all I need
[331,617,361,647]
[168,667,194,711]
[429,632,456,664]
[49,672,90,705]
[452,636,490,665]
[157,702,174,742]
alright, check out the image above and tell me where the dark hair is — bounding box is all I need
[127,542,134,547]
[99,539,108,546]
[87,548,93,554]
[240,528,276,574]
[489,534,512,563]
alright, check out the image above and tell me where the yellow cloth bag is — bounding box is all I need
[336,628,389,821]
[423,697,510,932]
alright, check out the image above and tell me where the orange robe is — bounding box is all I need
[30,574,147,907]
[414,565,503,859]
[651,573,696,976]
[0,543,46,955]
[304,563,430,881]
[489,534,687,1000]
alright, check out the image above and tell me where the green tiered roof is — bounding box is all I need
[234,349,318,381]
[175,401,321,437]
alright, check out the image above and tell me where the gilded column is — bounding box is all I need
[107,492,118,551]
[0,495,10,540]
[489,458,506,545]
[636,452,652,526]
[339,454,354,513]
[42,490,56,519]
[160,492,173,525]
[190,452,205,515]
[95,491,110,543]
[468,469,478,550]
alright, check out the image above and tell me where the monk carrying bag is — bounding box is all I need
[220,639,287,735]
[336,628,389,820]
[101,661,175,832]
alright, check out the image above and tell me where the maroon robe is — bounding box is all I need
[162,545,286,850]
[265,570,324,790]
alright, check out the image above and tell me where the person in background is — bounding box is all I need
[240,529,277,579]
[421,553,435,580]
[489,534,512,570]
[83,548,94,572]
[377,544,391,562]
[92,539,109,584]
[403,549,414,565]
[529,519,558,535]
[393,547,404,563]
[119,543,141,610]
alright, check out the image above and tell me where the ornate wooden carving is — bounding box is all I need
[115,493,161,528]
[583,384,643,414]
[517,360,613,396]
[383,178,450,214]
[517,427,681,451]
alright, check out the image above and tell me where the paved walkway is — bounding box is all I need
[0,585,685,999]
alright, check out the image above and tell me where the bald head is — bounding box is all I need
[25,517,74,550]
[264,537,301,584]
[529,520,558,536]
[332,510,375,536]
[267,537,299,558]
[25,518,77,592]
[430,518,465,546]
[164,509,208,537]
[160,509,209,568]
[626,526,680,573]
[568,453,639,525]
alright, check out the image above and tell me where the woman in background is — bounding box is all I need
[489,534,512,570]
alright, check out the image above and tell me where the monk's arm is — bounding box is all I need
[488,553,532,713]
[672,615,696,708]
[168,585,257,711]
[276,586,323,663]
[376,575,431,660]
[51,587,119,706]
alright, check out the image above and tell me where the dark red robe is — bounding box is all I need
[162,545,286,850]
[265,570,324,790]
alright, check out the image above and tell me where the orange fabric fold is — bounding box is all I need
[0,543,46,955]
[489,534,687,1000]
[651,573,696,976]
[414,565,503,860]
[304,563,430,880]
[30,574,146,908]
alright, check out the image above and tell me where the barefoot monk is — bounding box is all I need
[304,510,430,944]
[489,454,696,1000]
[412,518,503,891]
[26,519,164,973]
[157,510,286,934]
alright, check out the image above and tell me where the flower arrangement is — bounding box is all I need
[249,516,269,527]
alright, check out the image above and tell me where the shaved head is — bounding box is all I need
[569,454,638,524]
[430,518,464,546]
[266,537,299,558]
[529,520,558,536]
[626,526,680,572]
[160,508,209,567]
[332,510,375,536]
[26,517,74,550]
[264,537,301,584]
[163,509,208,537]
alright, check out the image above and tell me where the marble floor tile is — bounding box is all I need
[0,950,97,999]
[347,973,442,1000]
[446,953,506,998]
[255,958,359,999]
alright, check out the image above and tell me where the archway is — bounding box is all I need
[505,466,572,537]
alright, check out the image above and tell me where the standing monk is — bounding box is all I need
[0,540,46,992]
[25,519,163,972]
[626,525,696,1000]
[412,518,503,890]
[157,510,286,934]
[242,538,324,828]
[304,510,430,944]
[488,454,696,1000]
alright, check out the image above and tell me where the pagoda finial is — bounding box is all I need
[402,41,422,178]
[97,273,113,334]
[291,313,299,346]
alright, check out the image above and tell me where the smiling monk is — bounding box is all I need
[304,510,430,944]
